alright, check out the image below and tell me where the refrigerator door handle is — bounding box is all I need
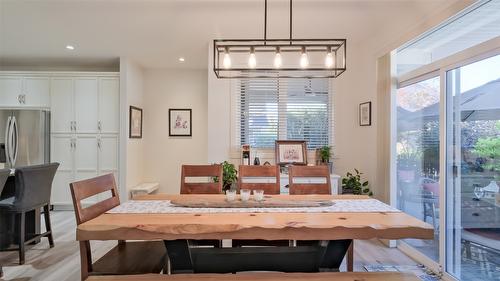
[10,116,19,167]
[5,116,12,166]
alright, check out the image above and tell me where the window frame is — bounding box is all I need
[391,36,500,280]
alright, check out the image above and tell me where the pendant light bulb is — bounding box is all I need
[325,46,334,68]
[248,47,257,68]
[223,47,231,69]
[300,46,309,68]
[274,47,282,68]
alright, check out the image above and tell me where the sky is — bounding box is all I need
[460,54,500,93]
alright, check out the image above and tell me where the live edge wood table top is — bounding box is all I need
[76,194,433,242]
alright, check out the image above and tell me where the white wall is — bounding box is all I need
[143,69,208,194]
[119,58,145,199]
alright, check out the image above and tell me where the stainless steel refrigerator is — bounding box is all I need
[0,109,50,169]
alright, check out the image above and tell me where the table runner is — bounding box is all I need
[107,199,400,214]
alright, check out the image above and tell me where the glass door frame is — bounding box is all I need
[391,36,500,281]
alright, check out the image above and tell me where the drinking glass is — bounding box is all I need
[240,189,251,201]
[253,190,265,201]
[225,189,236,201]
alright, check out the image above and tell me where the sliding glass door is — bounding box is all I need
[446,54,500,281]
[396,76,441,262]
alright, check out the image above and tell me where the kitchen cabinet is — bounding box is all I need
[50,78,74,133]
[0,76,50,107]
[74,78,99,134]
[48,73,120,208]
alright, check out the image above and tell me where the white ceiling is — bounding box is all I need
[0,0,463,69]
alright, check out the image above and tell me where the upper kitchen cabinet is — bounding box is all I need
[50,77,74,133]
[74,78,99,134]
[98,78,120,134]
[50,74,120,135]
[0,75,50,108]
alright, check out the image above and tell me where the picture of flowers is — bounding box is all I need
[169,109,192,136]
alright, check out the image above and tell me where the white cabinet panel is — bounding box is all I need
[50,78,74,133]
[24,77,50,107]
[51,170,74,205]
[99,78,119,133]
[74,136,98,171]
[0,76,23,106]
[99,135,118,171]
[51,135,73,171]
[74,78,98,133]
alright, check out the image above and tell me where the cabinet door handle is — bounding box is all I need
[98,121,102,131]
[97,139,101,149]
[74,121,77,132]
[18,95,22,104]
[22,95,26,104]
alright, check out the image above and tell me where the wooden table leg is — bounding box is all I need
[347,240,354,272]
[79,241,92,281]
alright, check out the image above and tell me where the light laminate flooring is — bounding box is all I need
[0,211,418,281]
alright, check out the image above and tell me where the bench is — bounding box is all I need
[87,272,421,281]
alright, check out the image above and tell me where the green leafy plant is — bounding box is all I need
[319,146,331,163]
[213,161,238,191]
[473,136,500,179]
[341,169,372,196]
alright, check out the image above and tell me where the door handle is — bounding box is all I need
[10,117,18,166]
[4,116,12,166]
[98,121,102,131]
[18,95,22,104]
[22,95,26,104]
[97,139,101,149]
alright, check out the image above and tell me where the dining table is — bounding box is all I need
[77,194,433,277]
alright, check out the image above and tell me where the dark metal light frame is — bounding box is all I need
[213,0,347,79]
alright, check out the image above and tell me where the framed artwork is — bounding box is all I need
[275,140,307,166]
[359,101,372,126]
[129,106,143,138]
[169,109,192,136]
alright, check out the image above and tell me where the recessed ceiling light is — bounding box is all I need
[66,45,75,50]
[178,57,185,62]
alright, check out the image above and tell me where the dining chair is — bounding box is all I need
[0,168,9,277]
[0,163,59,265]
[180,164,223,194]
[234,165,288,247]
[237,165,280,195]
[180,164,224,248]
[288,165,331,195]
[70,174,168,280]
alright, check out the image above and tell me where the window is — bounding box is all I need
[446,54,500,281]
[236,78,332,149]
[396,75,441,262]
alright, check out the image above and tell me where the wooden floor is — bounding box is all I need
[0,211,418,281]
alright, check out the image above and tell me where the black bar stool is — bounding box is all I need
[0,163,59,265]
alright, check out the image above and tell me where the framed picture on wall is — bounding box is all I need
[275,140,307,166]
[169,108,192,136]
[129,106,143,138]
[359,101,372,126]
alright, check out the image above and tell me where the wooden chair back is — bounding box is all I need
[70,174,120,225]
[238,165,280,195]
[180,164,223,194]
[288,165,331,195]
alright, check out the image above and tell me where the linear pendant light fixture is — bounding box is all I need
[213,0,346,79]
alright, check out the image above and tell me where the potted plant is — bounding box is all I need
[341,169,372,196]
[215,161,238,192]
[317,145,333,173]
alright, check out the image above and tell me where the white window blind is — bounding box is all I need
[236,78,332,149]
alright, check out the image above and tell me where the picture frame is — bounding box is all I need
[129,106,143,138]
[359,101,372,126]
[275,140,307,166]
[169,108,192,137]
